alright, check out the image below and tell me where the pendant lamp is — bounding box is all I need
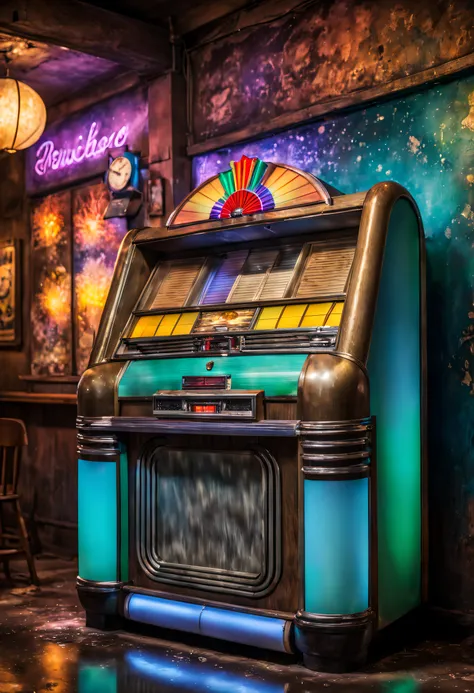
[0,76,46,153]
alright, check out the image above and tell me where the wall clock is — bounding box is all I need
[104,151,142,219]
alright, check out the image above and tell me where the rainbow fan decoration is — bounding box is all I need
[167,155,331,228]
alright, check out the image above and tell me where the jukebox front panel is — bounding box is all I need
[116,236,355,360]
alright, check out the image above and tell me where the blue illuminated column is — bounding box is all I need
[303,476,369,614]
[294,419,373,671]
[77,434,128,625]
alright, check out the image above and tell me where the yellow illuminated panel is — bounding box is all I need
[277,304,307,329]
[300,302,332,328]
[129,301,345,342]
[173,312,199,335]
[131,315,163,338]
[255,306,284,330]
[305,302,333,317]
[156,313,181,336]
[325,302,344,326]
[253,301,345,331]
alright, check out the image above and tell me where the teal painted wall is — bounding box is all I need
[194,74,474,609]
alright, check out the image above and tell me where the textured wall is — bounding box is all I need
[194,73,474,611]
[190,0,474,143]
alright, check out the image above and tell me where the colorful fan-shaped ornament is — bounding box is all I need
[167,155,332,228]
[209,155,275,219]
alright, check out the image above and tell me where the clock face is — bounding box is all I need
[108,156,133,192]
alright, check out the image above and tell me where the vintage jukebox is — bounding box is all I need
[77,156,426,671]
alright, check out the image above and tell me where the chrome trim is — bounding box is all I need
[77,416,300,437]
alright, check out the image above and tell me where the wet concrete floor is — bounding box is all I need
[1,557,474,692]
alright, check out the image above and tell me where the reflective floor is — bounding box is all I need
[1,558,474,692]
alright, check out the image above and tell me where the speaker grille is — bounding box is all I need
[136,445,281,597]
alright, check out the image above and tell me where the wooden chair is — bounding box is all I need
[0,418,38,585]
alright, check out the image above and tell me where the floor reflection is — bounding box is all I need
[1,559,474,693]
[76,648,426,693]
[2,622,473,693]
[124,649,293,692]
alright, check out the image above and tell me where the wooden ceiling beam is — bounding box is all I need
[176,0,257,37]
[0,0,171,74]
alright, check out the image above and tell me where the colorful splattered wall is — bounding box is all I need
[31,191,72,375]
[191,0,474,143]
[194,74,474,609]
[31,183,126,375]
[73,183,127,373]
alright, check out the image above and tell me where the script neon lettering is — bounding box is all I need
[34,121,130,177]
[115,126,128,147]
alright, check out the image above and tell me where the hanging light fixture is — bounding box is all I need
[0,74,46,153]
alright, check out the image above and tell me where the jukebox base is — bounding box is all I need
[78,578,375,671]
[294,609,374,673]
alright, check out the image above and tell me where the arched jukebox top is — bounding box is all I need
[84,158,425,376]
[167,155,332,228]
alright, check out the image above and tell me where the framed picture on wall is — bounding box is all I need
[30,182,127,376]
[0,238,21,347]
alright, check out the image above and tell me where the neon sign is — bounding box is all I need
[26,87,148,194]
[35,122,129,176]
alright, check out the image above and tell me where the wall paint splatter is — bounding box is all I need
[31,191,72,375]
[191,0,474,142]
[193,74,474,610]
[73,183,127,374]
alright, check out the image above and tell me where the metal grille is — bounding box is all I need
[296,244,354,298]
[224,398,253,412]
[126,336,198,355]
[136,444,281,596]
[242,329,337,352]
[150,259,204,310]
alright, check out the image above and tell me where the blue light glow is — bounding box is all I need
[200,606,288,651]
[126,594,289,653]
[126,651,286,693]
[126,593,202,634]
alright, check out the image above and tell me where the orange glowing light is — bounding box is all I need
[33,195,65,248]
[0,77,46,152]
[40,642,77,692]
[40,268,70,329]
[74,187,116,249]
[75,257,113,313]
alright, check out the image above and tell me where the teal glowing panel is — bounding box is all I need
[367,199,421,627]
[78,459,117,582]
[119,446,129,582]
[304,478,369,614]
[118,354,308,398]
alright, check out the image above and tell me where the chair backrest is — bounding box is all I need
[0,418,27,497]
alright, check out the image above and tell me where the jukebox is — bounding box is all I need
[77,156,426,671]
